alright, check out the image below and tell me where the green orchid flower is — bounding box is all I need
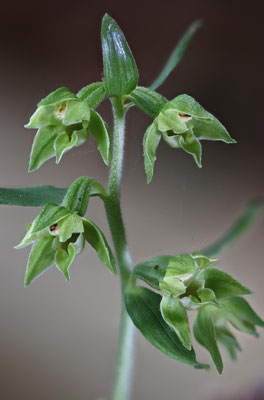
[25,87,111,171]
[143,94,236,182]
[16,176,116,286]
[128,251,264,372]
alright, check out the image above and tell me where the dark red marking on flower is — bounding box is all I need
[50,223,58,232]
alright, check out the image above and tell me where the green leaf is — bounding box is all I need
[0,186,67,206]
[54,128,89,163]
[215,325,241,360]
[143,121,162,183]
[57,213,84,243]
[24,236,56,286]
[194,305,223,373]
[197,268,251,299]
[125,286,208,369]
[37,87,77,107]
[150,20,202,91]
[178,128,202,167]
[125,86,167,118]
[62,176,106,217]
[160,296,191,350]
[29,125,57,172]
[16,204,70,248]
[89,110,112,165]
[55,233,85,282]
[132,256,172,290]
[77,82,106,109]
[220,296,264,335]
[101,14,139,97]
[203,199,264,257]
[82,219,116,274]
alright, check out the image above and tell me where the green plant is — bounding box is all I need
[1,13,263,400]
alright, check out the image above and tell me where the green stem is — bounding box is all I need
[104,96,135,400]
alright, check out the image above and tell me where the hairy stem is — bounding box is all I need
[104,96,135,400]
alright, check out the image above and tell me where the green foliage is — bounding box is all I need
[125,286,208,369]
[101,14,138,97]
[150,20,202,91]
[2,13,262,388]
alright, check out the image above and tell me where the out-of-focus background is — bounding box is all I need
[0,0,263,399]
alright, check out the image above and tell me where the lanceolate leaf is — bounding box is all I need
[101,14,139,97]
[194,305,223,373]
[24,236,56,286]
[143,121,162,183]
[203,199,263,257]
[150,20,202,91]
[77,82,106,109]
[126,87,167,118]
[125,286,208,369]
[83,219,116,274]
[0,186,67,206]
[89,110,112,165]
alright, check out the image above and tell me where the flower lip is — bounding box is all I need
[54,102,67,120]
[178,112,192,122]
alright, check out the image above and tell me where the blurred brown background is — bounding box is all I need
[0,0,263,399]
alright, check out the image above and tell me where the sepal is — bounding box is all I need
[125,86,167,118]
[77,82,106,109]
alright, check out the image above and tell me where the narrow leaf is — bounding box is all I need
[194,305,223,373]
[203,199,264,257]
[125,286,208,369]
[161,296,191,350]
[83,219,116,274]
[143,121,162,183]
[150,20,202,91]
[0,186,67,206]
[197,268,251,299]
[29,125,57,172]
[101,14,139,97]
[126,86,167,118]
[24,236,56,286]
[89,110,112,165]
[77,82,106,109]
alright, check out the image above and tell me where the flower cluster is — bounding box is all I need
[16,177,116,286]
[130,253,264,372]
